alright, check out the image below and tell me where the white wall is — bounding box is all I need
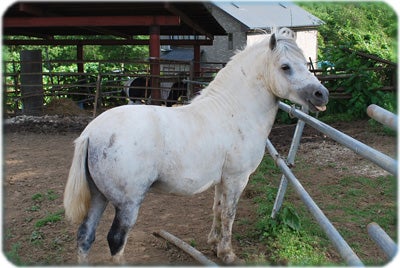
[247,29,319,64]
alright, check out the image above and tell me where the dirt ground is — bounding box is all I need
[3,117,397,265]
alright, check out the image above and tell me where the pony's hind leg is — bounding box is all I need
[77,180,108,264]
[107,202,142,264]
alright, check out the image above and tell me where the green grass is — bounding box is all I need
[5,242,23,265]
[4,189,66,265]
[35,209,64,228]
[244,152,396,265]
[270,228,330,265]
[246,155,333,265]
[31,193,44,202]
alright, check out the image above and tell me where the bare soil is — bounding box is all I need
[3,117,396,265]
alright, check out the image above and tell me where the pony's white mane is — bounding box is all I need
[192,28,305,102]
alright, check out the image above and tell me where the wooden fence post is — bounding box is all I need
[93,74,102,117]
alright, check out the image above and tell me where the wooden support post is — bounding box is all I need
[149,25,160,105]
[20,50,43,115]
[193,44,201,78]
[77,44,84,74]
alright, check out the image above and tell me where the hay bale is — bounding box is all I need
[44,98,88,116]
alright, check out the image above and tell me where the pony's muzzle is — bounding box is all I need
[313,85,329,104]
[301,84,329,112]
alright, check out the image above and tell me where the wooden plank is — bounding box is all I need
[4,15,180,27]
[3,39,213,46]
[154,230,217,266]
[342,47,396,66]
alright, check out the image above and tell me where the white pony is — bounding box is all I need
[64,28,328,264]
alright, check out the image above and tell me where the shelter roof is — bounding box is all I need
[161,47,193,61]
[214,2,324,30]
[3,2,226,40]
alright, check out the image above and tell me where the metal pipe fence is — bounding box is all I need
[367,104,397,131]
[278,102,397,176]
[367,222,398,260]
[270,102,397,265]
[266,139,364,266]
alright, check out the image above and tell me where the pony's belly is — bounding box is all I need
[151,175,219,196]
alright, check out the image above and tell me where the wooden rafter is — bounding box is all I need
[3,39,214,46]
[13,3,132,39]
[164,3,213,40]
[4,15,181,27]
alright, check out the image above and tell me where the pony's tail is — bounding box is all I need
[64,135,91,224]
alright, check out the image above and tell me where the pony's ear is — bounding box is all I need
[269,33,277,51]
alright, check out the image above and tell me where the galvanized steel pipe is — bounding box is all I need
[278,102,397,176]
[271,106,308,218]
[367,104,397,131]
[266,139,364,266]
[367,222,397,260]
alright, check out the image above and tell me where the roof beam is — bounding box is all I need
[78,26,132,39]
[3,39,214,46]
[18,3,48,16]
[14,5,132,39]
[4,15,181,28]
[165,3,213,40]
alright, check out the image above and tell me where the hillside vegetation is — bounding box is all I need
[296,2,397,120]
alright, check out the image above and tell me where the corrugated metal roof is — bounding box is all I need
[161,47,193,61]
[214,2,324,29]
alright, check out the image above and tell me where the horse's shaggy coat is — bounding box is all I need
[64,28,328,264]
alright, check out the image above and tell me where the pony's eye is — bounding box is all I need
[281,64,291,71]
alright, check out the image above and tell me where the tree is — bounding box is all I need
[298,2,397,61]
[297,2,397,119]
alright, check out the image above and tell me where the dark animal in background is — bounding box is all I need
[121,77,151,104]
[166,81,187,107]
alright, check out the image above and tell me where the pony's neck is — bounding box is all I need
[193,38,278,119]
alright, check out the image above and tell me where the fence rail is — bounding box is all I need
[278,102,397,176]
[269,102,397,265]
[3,59,223,116]
[266,139,364,266]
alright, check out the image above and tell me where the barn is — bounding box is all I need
[3,2,226,113]
[3,2,325,115]
[201,2,324,65]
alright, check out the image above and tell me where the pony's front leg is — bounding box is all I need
[217,176,248,264]
[208,184,222,247]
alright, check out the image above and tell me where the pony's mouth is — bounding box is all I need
[308,100,327,112]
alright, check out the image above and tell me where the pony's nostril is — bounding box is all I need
[314,90,323,99]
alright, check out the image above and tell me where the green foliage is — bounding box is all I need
[30,230,45,244]
[46,190,60,201]
[31,190,59,202]
[3,37,150,112]
[3,35,149,63]
[34,210,64,228]
[5,242,23,265]
[31,193,44,202]
[256,191,300,236]
[270,227,329,265]
[298,2,397,120]
[299,2,397,61]
[249,155,330,265]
